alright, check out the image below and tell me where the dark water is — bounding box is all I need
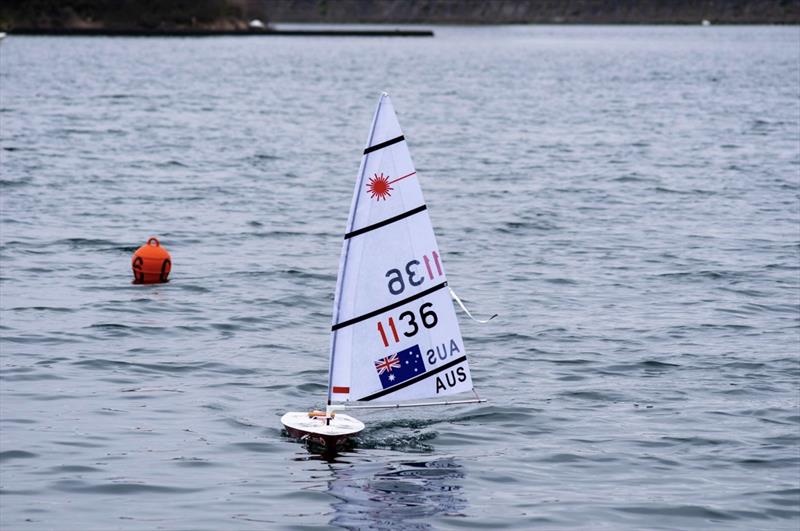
[1,25,799,530]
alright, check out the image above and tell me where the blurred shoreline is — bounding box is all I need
[1,0,798,33]
[4,27,435,37]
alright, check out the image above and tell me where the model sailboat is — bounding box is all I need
[282,93,487,450]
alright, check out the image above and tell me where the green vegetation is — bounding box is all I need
[0,0,259,31]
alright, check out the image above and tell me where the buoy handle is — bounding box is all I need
[147,237,160,247]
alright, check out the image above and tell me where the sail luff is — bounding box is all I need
[327,93,386,403]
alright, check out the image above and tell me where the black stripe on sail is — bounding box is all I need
[331,281,447,331]
[359,355,468,401]
[344,205,427,240]
[363,135,404,155]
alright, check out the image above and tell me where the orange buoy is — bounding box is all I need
[132,237,171,284]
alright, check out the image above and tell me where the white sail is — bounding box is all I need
[328,94,473,403]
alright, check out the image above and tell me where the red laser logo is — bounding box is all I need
[366,171,416,201]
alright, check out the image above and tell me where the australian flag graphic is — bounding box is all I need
[374,344,427,389]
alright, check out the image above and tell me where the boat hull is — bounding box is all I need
[281,412,364,451]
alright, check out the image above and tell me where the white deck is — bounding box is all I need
[281,411,364,437]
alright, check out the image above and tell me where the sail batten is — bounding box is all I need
[363,134,405,154]
[332,281,448,331]
[328,94,474,403]
[359,355,467,401]
[343,204,428,240]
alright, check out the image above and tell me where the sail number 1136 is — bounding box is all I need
[376,302,438,347]
[385,251,443,295]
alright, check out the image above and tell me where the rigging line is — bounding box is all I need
[331,281,447,331]
[449,287,498,323]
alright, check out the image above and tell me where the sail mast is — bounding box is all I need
[327,93,386,405]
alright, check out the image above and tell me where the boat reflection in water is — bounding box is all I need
[325,455,467,529]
